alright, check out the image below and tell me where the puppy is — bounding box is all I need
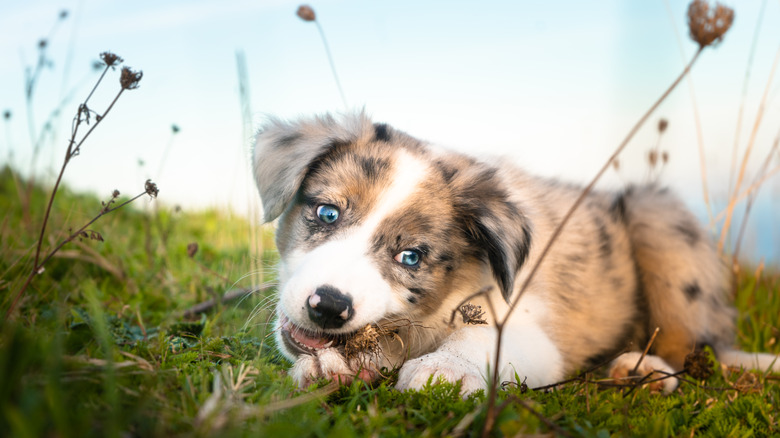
[253,112,779,394]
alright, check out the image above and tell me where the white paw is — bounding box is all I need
[396,350,486,395]
[609,352,678,393]
[290,349,377,388]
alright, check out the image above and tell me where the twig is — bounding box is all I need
[7,187,155,319]
[631,327,661,375]
[180,287,272,318]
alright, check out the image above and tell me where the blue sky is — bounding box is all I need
[1,0,779,264]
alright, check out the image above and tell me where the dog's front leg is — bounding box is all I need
[395,321,564,395]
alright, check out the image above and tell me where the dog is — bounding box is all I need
[253,112,779,394]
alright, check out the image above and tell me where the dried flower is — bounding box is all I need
[120,66,143,90]
[144,179,159,198]
[297,5,316,22]
[684,350,714,380]
[3,110,10,120]
[171,124,180,134]
[459,303,488,325]
[112,189,120,198]
[344,324,381,360]
[648,150,658,168]
[100,52,123,68]
[687,0,734,48]
[658,118,668,133]
[187,242,199,258]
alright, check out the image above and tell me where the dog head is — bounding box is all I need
[253,113,532,369]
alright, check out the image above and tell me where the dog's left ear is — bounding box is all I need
[253,115,358,223]
[453,164,533,302]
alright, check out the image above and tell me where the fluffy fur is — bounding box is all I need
[253,112,779,394]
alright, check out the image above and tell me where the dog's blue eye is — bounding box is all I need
[316,204,340,224]
[394,250,420,267]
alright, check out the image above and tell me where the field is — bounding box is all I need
[3,1,780,436]
[1,166,779,437]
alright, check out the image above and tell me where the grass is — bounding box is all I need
[1,167,779,437]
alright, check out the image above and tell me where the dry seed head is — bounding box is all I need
[120,66,143,90]
[187,242,199,258]
[687,0,734,48]
[3,110,10,120]
[658,118,668,134]
[459,303,488,325]
[112,189,120,198]
[100,52,123,68]
[684,350,714,380]
[297,5,316,21]
[662,151,669,164]
[344,324,381,360]
[171,124,180,134]
[144,179,159,198]
[648,150,659,168]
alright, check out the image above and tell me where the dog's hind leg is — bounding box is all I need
[614,187,735,371]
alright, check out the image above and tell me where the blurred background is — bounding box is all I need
[1,0,778,264]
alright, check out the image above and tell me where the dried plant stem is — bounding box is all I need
[662,0,713,223]
[712,164,780,227]
[34,81,124,270]
[7,189,149,319]
[718,44,780,253]
[731,127,780,267]
[6,60,139,320]
[481,47,704,438]
[631,327,661,375]
[314,20,348,109]
[180,287,269,318]
[728,0,768,196]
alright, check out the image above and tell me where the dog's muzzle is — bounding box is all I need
[306,285,354,329]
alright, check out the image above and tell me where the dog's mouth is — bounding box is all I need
[278,314,350,356]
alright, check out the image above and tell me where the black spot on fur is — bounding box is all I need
[434,160,459,183]
[438,252,454,263]
[274,132,303,148]
[408,288,425,295]
[684,282,702,301]
[407,296,418,304]
[675,220,700,246]
[373,123,391,142]
[596,218,612,259]
[609,193,627,223]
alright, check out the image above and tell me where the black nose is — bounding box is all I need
[306,285,354,329]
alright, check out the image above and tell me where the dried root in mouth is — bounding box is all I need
[344,324,383,360]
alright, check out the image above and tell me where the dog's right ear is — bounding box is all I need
[253,114,373,223]
[252,117,331,223]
